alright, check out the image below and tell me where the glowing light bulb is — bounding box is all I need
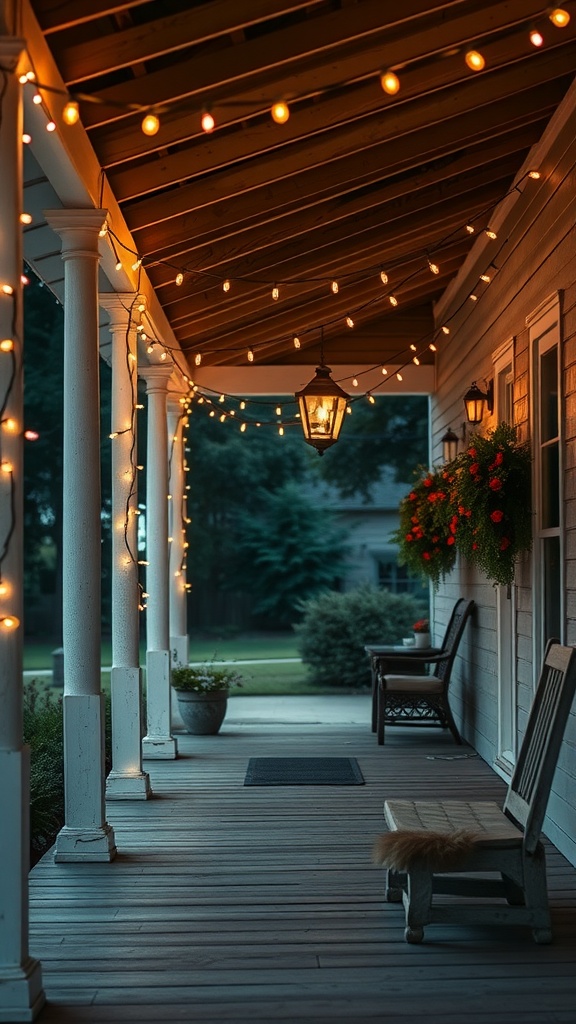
[0,339,14,351]
[201,111,215,132]
[159,350,167,361]
[18,74,28,84]
[2,285,14,295]
[389,295,398,306]
[175,273,184,286]
[480,273,491,282]
[247,348,254,362]
[466,223,475,234]
[0,615,20,630]
[46,121,56,132]
[98,222,108,237]
[429,343,437,352]
[3,418,17,433]
[381,367,388,376]
[529,170,541,179]
[276,406,282,416]
[240,401,246,410]
[413,356,420,365]
[63,100,80,125]
[441,326,450,334]
[0,582,8,596]
[22,133,32,144]
[293,335,301,349]
[346,316,354,328]
[20,213,32,225]
[21,275,29,285]
[115,260,123,271]
[470,293,478,301]
[352,378,358,387]
[220,414,226,422]
[222,279,231,292]
[410,344,417,352]
[278,427,284,436]
[529,28,544,46]
[132,258,142,270]
[271,101,290,124]
[240,423,246,432]
[396,372,403,381]
[380,270,388,284]
[380,70,400,95]
[26,71,35,81]
[331,280,339,294]
[32,92,42,105]
[141,113,160,136]
[272,284,280,300]
[485,228,497,239]
[219,394,225,403]
[367,394,375,404]
[465,49,485,71]
[549,8,570,27]
[428,260,440,275]
[1,460,14,473]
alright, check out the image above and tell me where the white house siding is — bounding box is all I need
[432,80,576,866]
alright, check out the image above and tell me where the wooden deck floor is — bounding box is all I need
[29,712,576,1024]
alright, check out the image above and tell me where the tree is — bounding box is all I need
[228,481,348,625]
[318,394,429,499]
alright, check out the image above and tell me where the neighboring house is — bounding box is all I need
[431,80,576,867]
[306,472,425,597]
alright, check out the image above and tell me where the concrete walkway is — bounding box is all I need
[225,693,371,726]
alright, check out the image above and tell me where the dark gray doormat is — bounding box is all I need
[244,757,364,786]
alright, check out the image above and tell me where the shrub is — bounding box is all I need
[23,680,64,859]
[294,585,426,689]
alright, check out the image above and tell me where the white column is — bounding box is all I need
[0,37,46,1023]
[141,366,177,758]
[167,399,189,669]
[44,208,116,862]
[100,293,151,800]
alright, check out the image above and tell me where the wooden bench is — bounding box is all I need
[374,641,576,943]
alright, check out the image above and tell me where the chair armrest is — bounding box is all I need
[375,650,446,672]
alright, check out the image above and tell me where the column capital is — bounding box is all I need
[140,365,173,393]
[44,208,108,257]
[0,38,25,67]
[100,292,146,330]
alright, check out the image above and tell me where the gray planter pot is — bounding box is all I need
[174,690,228,735]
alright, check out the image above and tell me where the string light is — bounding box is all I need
[529,170,541,179]
[441,326,450,334]
[470,293,478,301]
[396,372,403,381]
[529,28,544,46]
[380,70,400,94]
[549,8,570,27]
[352,378,359,387]
[141,113,160,136]
[429,343,437,352]
[389,295,398,306]
[367,393,375,404]
[201,111,215,133]
[194,353,202,366]
[346,316,354,328]
[466,223,475,234]
[222,279,231,293]
[20,213,32,225]
[46,121,56,132]
[293,335,301,349]
[63,100,80,125]
[276,406,282,416]
[132,258,142,270]
[32,91,42,105]
[380,270,389,284]
[271,101,290,124]
[413,356,420,365]
[1,285,14,295]
[485,228,497,239]
[427,258,440,275]
[0,616,20,630]
[480,273,491,282]
[0,339,14,351]
[381,367,388,375]
[331,280,339,294]
[22,133,31,144]
[272,284,280,301]
[247,348,254,362]
[175,273,184,286]
[465,49,485,71]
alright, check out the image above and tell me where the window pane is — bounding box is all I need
[540,346,558,442]
[541,442,560,528]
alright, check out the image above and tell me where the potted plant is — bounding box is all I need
[412,618,431,648]
[171,663,243,735]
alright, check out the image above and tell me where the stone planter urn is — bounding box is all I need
[174,690,228,735]
[171,663,243,735]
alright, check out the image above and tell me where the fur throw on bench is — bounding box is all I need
[373,828,480,871]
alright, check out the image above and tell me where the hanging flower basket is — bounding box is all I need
[393,466,459,587]
[452,422,532,587]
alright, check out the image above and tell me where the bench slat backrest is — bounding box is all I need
[504,642,576,854]
[435,599,475,684]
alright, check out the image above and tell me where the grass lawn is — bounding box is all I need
[23,633,346,695]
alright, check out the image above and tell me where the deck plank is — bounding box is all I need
[29,718,576,1023]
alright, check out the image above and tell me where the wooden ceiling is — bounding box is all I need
[29,0,576,370]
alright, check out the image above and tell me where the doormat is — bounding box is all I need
[244,757,364,786]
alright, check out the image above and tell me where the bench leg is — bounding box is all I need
[377,685,385,745]
[404,866,432,943]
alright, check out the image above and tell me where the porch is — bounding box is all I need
[29,699,576,1024]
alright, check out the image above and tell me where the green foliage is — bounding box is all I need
[171,663,243,692]
[295,585,426,688]
[23,680,64,855]
[392,466,458,587]
[228,481,348,625]
[318,395,429,499]
[453,423,532,587]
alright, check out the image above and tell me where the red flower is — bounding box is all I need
[409,492,417,501]
[472,541,478,550]
[500,537,511,550]
[427,492,437,502]
[423,477,433,488]
[494,451,504,466]
[405,533,413,542]
[432,535,439,543]
[468,447,477,457]
[411,516,419,524]
[489,477,503,491]
[490,509,504,523]
[422,552,431,560]
[469,463,480,475]
[447,536,455,546]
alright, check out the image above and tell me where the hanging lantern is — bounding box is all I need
[463,379,494,425]
[295,364,349,456]
[441,427,459,463]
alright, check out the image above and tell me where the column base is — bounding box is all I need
[0,958,45,1023]
[54,823,117,863]
[106,771,151,800]
[142,735,178,759]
